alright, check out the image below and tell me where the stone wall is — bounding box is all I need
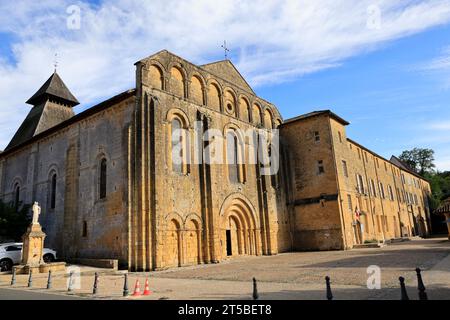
[129,50,291,271]
[280,114,344,250]
[281,112,432,251]
[0,97,134,265]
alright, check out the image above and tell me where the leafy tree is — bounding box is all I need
[0,200,31,242]
[399,148,436,175]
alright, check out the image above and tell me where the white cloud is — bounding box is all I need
[425,47,450,70]
[428,120,450,131]
[1,0,450,150]
[434,148,450,171]
[420,45,450,88]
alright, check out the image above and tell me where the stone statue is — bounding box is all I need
[31,202,41,225]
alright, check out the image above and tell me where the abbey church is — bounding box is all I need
[0,50,432,271]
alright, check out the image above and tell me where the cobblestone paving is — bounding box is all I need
[150,238,450,288]
[1,238,449,300]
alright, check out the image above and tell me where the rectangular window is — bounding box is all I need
[388,185,394,201]
[338,131,343,143]
[317,160,325,175]
[379,182,385,199]
[384,162,387,171]
[357,148,361,160]
[370,179,377,197]
[414,194,418,205]
[401,174,405,184]
[347,194,353,212]
[364,152,368,163]
[356,174,365,194]
[314,131,320,142]
[376,158,380,168]
[342,160,348,177]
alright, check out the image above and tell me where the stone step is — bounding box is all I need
[353,243,385,249]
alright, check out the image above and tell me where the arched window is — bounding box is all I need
[99,158,107,199]
[50,174,57,209]
[14,184,20,209]
[82,221,88,238]
[171,118,183,174]
[227,132,239,184]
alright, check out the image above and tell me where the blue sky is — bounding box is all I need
[0,0,450,169]
[257,22,450,169]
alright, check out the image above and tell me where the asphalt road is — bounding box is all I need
[0,288,86,300]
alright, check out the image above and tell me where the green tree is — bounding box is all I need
[423,170,450,211]
[399,148,436,175]
[0,200,31,241]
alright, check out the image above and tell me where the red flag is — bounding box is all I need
[355,207,361,220]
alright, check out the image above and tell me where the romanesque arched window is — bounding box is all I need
[227,132,240,184]
[50,174,57,209]
[14,183,20,209]
[99,158,107,199]
[171,118,183,174]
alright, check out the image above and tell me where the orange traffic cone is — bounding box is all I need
[143,278,152,296]
[132,279,141,297]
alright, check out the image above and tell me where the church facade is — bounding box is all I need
[0,50,432,271]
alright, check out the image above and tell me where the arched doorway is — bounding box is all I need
[166,219,181,267]
[226,215,242,256]
[418,217,426,238]
[185,219,201,265]
[353,220,363,245]
[220,195,259,259]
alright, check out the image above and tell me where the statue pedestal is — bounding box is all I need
[21,223,46,266]
[13,203,66,274]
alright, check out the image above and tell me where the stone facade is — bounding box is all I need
[280,112,432,250]
[0,50,432,271]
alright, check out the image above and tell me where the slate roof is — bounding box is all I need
[5,72,80,151]
[26,72,80,106]
[2,89,135,156]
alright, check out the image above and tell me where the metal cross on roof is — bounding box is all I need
[221,41,230,60]
[54,53,59,72]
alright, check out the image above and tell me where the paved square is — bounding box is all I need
[1,237,449,300]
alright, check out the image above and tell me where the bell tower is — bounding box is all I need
[5,72,79,151]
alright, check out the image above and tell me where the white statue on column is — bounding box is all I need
[31,202,41,225]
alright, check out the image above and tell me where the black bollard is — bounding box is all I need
[68,271,74,292]
[252,277,259,300]
[10,268,16,286]
[325,276,333,300]
[415,268,428,300]
[123,274,129,297]
[93,272,98,295]
[399,276,409,300]
[27,270,33,288]
[46,270,52,289]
